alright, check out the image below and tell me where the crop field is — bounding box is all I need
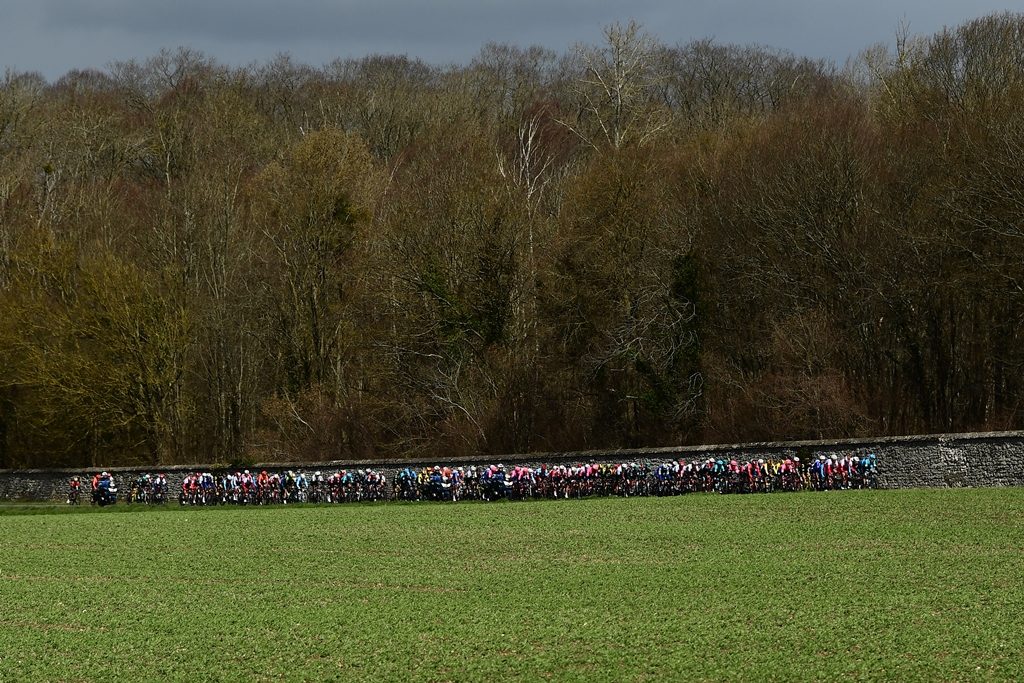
[1,489,1022,682]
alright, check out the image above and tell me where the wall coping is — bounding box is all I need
[4,429,1023,475]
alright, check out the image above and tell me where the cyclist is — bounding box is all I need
[811,456,826,490]
[713,458,726,483]
[396,467,417,500]
[311,470,324,501]
[862,453,878,487]
[225,471,239,501]
[93,471,115,505]
[200,472,215,503]
[68,476,82,504]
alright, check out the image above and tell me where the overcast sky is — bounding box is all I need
[2,1,1020,80]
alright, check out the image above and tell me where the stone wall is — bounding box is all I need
[1,430,1022,502]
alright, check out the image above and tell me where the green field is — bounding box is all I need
[1,490,1022,682]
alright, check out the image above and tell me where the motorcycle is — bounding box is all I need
[427,478,455,502]
[94,485,118,507]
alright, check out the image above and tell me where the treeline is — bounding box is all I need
[1,15,1023,467]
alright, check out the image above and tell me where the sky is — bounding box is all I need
[1,0,1021,80]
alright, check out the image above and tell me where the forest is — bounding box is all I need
[1,13,1022,467]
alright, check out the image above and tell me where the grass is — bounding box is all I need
[1,489,1022,682]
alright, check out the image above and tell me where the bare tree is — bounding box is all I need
[560,21,670,150]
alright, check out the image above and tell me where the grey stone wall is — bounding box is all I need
[1,430,1022,502]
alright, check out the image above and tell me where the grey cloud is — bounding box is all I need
[4,0,1021,79]
[43,0,663,45]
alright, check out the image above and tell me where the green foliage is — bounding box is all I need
[1,490,1022,681]
[0,243,190,465]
